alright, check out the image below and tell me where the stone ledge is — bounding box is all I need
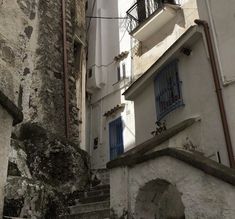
[0,90,23,125]
[118,117,199,158]
[107,148,235,186]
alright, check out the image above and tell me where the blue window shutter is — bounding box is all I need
[154,60,183,120]
[109,117,124,160]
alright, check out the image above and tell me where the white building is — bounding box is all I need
[107,0,235,218]
[86,0,135,169]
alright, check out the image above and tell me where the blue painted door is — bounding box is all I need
[109,117,124,160]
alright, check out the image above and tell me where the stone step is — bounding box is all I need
[69,200,110,214]
[91,169,110,186]
[3,217,25,219]
[78,194,110,204]
[71,185,110,200]
[90,184,110,191]
[85,188,110,198]
[61,209,110,219]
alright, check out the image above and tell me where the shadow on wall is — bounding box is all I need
[135,179,185,219]
[140,8,186,55]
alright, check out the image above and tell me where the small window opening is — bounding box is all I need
[217,151,221,163]
[122,63,126,78]
[74,41,82,74]
[88,68,92,78]
[117,65,121,81]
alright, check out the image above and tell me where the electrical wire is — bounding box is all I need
[86,16,128,20]
[87,5,199,69]
[89,60,115,69]
[86,0,96,33]
[119,21,129,43]
[119,14,128,29]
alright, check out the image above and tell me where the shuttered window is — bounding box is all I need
[154,60,183,120]
[109,117,124,160]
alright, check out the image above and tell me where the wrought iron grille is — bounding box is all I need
[126,0,163,32]
[154,60,183,120]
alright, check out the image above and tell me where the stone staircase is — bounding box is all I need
[60,169,110,219]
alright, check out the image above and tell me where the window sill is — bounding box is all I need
[157,99,184,121]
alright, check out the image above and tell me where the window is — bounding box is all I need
[88,68,92,78]
[136,0,163,23]
[154,60,183,120]
[122,63,126,78]
[117,65,121,81]
[74,41,82,73]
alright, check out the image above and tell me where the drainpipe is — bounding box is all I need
[195,19,235,168]
[205,0,225,85]
[62,0,70,138]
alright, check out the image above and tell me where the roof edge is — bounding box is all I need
[124,25,202,100]
[0,90,23,125]
[107,147,235,186]
[110,117,199,161]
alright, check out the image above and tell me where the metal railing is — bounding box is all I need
[126,0,163,32]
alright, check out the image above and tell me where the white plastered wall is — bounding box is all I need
[197,0,235,171]
[110,156,235,219]
[0,106,13,216]
[132,0,199,77]
[133,38,229,166]
[87,0,136,168]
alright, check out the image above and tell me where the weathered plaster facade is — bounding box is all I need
[197,0,235,169]
[131,0,199,78]
[86,0,136,169]
[130,32,229,165]
[109,155,235,219]
[124,0,235,168]
[108,0,235,218]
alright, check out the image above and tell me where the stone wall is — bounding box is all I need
[0,0,38,104]
[0,0,89,218]
[0,0,86,144]
[30,0,81,142]
[4,123,90,218]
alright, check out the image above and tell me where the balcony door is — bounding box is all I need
[137,0,147,22]
[137,0,163,22]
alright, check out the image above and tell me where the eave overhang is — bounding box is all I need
[0,90,23,125]
[131,4,180,41]
[123,25,203,100]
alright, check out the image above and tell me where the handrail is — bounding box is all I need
[126,0,163,32]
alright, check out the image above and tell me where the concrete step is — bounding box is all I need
[91,169,110,186]
[71,185,110,200]
[85,188,110,198]
[3,217,25,219]
[90,184,110,191]
[69,200,110,214]
[78,194,110,204]
[61,209,110,219]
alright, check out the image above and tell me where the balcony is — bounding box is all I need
[126,0,180,41]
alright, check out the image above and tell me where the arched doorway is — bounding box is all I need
[135,179,185,219]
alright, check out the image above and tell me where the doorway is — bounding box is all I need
[109,117,124,160]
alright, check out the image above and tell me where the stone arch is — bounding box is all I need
[134,179,185,219]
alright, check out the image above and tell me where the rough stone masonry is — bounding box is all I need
[0,0,89,218]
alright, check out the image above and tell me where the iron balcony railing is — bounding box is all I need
[126,0,177,33]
